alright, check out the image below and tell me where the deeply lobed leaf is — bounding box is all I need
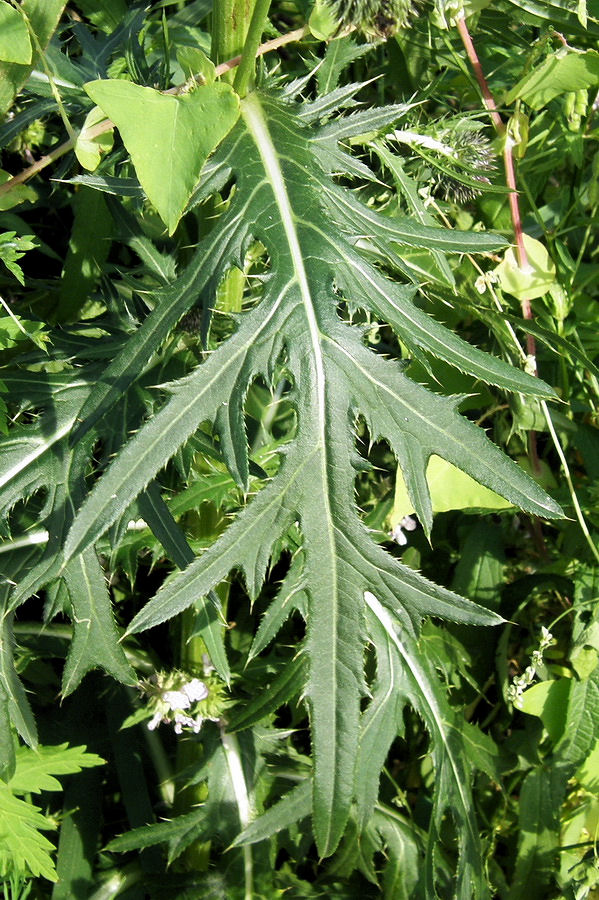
[3,84,563,886]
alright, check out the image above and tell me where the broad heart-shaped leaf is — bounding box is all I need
[65,88,562,876]
[84,79,240,234]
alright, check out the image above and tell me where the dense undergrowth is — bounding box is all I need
[0,1,598,897]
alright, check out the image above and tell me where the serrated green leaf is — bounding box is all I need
[63,88,561,873]
[0,617,37,750]
[249,552,307,659]
[373,807,423,900]
[506,312,599,381]
[374,143,455,287]
[229,655,308,732]
[186,595,231,685]
[8,743,104,794]
[84,79,240,234]
[364,591,490,897]
[57,174,145,197]
[0,785,57,881]
[318,37,374,94]
[137,483,231,683]
[231,779,311,847]
[555,666,599,766]
[509,766,567,900]
[61,549,136,696]
[137,482,195,571]
[106,807,206,853]
[0,684,15,782]
[355,608,407,830]
[0,375,89,521]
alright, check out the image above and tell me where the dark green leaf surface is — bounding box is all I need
[61,88,562,871]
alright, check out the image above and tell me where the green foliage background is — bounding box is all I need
[0,0,598,897]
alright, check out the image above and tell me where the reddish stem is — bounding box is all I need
[456,16,530,275]
[456,15,541,470]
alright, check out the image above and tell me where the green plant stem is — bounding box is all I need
[541,400,599,564]
[212,0,255,79]
[86,863,143,900]
[233,0,273,97]
[213,2,268,310]
[220,725,254,900]
[16,2,76,141]
[143,725,176,807]
[173,605,211,869]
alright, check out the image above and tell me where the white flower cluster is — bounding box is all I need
[508,626,554,709]
[389,515,417,546]
[147,677,216,735]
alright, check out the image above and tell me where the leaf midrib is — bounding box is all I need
[241,93,342,850]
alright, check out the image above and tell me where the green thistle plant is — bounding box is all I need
[389,118,496,203]
[438,122,496,202]
[140,670,230,734]
[325,0,420,37]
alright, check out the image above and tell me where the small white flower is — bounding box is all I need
[173,712,196,734]
[162,690,191,711]
[540,626,553,646]
[182,678,209,703]
[390,515,418,546]
[147,710,163,731]
[192,715,204,733]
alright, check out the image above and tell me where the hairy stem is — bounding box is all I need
[212,0,255,82]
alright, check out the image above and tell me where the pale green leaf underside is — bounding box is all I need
[0,3,32,65]
[63,87,562,877]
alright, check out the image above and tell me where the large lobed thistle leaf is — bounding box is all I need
[3,84,562,888]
